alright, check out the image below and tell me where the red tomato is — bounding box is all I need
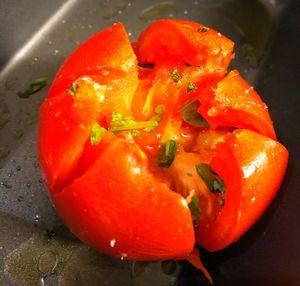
[38,20,288,273]
[48,23,138,99]
[198,70,276,139]
[196,130,288,251]
[136,19,234,71]
[53,137,194,260]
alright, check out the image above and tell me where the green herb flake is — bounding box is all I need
[198,26,209,33]
[90,122,106,145]
[17,77,47,98]
[188,195,201,226]
[131,129,141,137]
[195,163,226,198]
[159,140,177,168]
[180,100,209,127]
[144,104,165,132]
[187,82,197,93]
[170,68,182,83]
[187,172,193,177]
[66,82,78,96]
[110,105,165,134]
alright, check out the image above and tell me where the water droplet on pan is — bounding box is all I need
[34,215,41,224]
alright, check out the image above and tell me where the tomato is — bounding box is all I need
[48,23,138,99]
[196,130,288,251]
[38,20,288,278]
[38,23,139,192]
[136,19,234,72]
[53,136,194,260]
[198,70,276,139]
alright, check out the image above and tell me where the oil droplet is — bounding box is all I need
[101,0,133,20]
[38,251,58,274]
[0,146,11,159]
[161,260,177,275]
[139,1,177,21]
[13,129,24,139]
[1,181,12,189]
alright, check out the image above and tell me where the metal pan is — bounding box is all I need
[0,0,299,285]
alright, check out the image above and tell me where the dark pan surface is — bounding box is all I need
[0,0,299,285]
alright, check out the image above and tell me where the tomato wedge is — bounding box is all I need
[53,136,194,260]
[48,23,138,98]
[136,19,234,71]
[198,70,276,139]
[196,129,288,251]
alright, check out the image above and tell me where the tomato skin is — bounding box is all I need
[48,23,137,98]
[196,130,288,251]
[136,19,234,71]
[38,81,102,192]
[195,135,242,251]
[53,138,194,260]
[38,23,139,193]
[230,129,288,242]
[198,70,276,139]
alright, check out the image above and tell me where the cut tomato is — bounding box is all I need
[53,138,194,260]
[38,20,288,270]
[198,70,276,139]
[196,130,288,251]
[136,19,234,72]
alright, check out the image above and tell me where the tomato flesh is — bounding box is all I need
[198,70,276,139]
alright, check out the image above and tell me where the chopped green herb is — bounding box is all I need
[131,129,141,137]
[90,122,106,145]
[170,68,182,83]
[188,195,201,226]
[66,82,78,96]
[180,100,209,127]
[195,163,226,198]
[187,82,197,93]
[159,140,177,168]
[110,105,165,133]
[187,172,193,177]
[144,104,165,132]
[198,26,209,32]
[17,77,47,98]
